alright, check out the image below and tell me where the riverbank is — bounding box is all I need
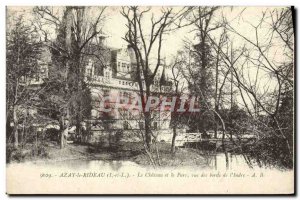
[7,141,211,168]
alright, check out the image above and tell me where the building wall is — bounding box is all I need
[23,43,178,144]
[85,46,173,133]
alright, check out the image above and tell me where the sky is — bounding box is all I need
[102,6,287,59]
[7,6,286,60]
[103,6,193,59]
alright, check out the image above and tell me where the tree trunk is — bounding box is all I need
[21,107,28,148]
[171,126,177,154]
[60,115,65,149]
[214,107,219,139]
[214,47,219,139]
[13,106,18,148]
[144,111,152,149]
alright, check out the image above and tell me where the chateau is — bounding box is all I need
[83,41,174,142]
[19,37,176,143]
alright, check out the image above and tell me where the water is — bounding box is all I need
[206,153,260,170]
[7,152,263,171]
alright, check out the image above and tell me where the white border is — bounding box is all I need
[0,0,298,199]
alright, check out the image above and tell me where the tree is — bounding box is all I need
[167,53,189,154]
[183,7,220,134]
[120,6,190,149]
[6,15,43,147]
[33,6,106,148]
[208,7,294,168]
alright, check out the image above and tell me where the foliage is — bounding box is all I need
[6,15,43,146]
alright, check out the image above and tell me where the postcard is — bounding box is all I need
[6,6,294,194]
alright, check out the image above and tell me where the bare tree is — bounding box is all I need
[168,54,187,154]
[120,6,190,149]
[206,7,294,167]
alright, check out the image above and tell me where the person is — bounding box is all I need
[62,126,69,146]
[80,122,87,143]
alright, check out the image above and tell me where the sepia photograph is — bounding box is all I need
[5,5,295,195]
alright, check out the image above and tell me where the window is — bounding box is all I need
[153,122,158,130]
[103,89,110,97]
[120,92,128,104]
[94,62,104,76]
[93,100,100,107]
[86,68,92,77]
[95,66,103,76]
[127,64,130,72]
[105,72,109,79]
[139,122,144,130]
[123,121,129,130]
[124,109,129,118]
[35,74,40,81]
[122,63,125,72]
[118,62,121,71]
